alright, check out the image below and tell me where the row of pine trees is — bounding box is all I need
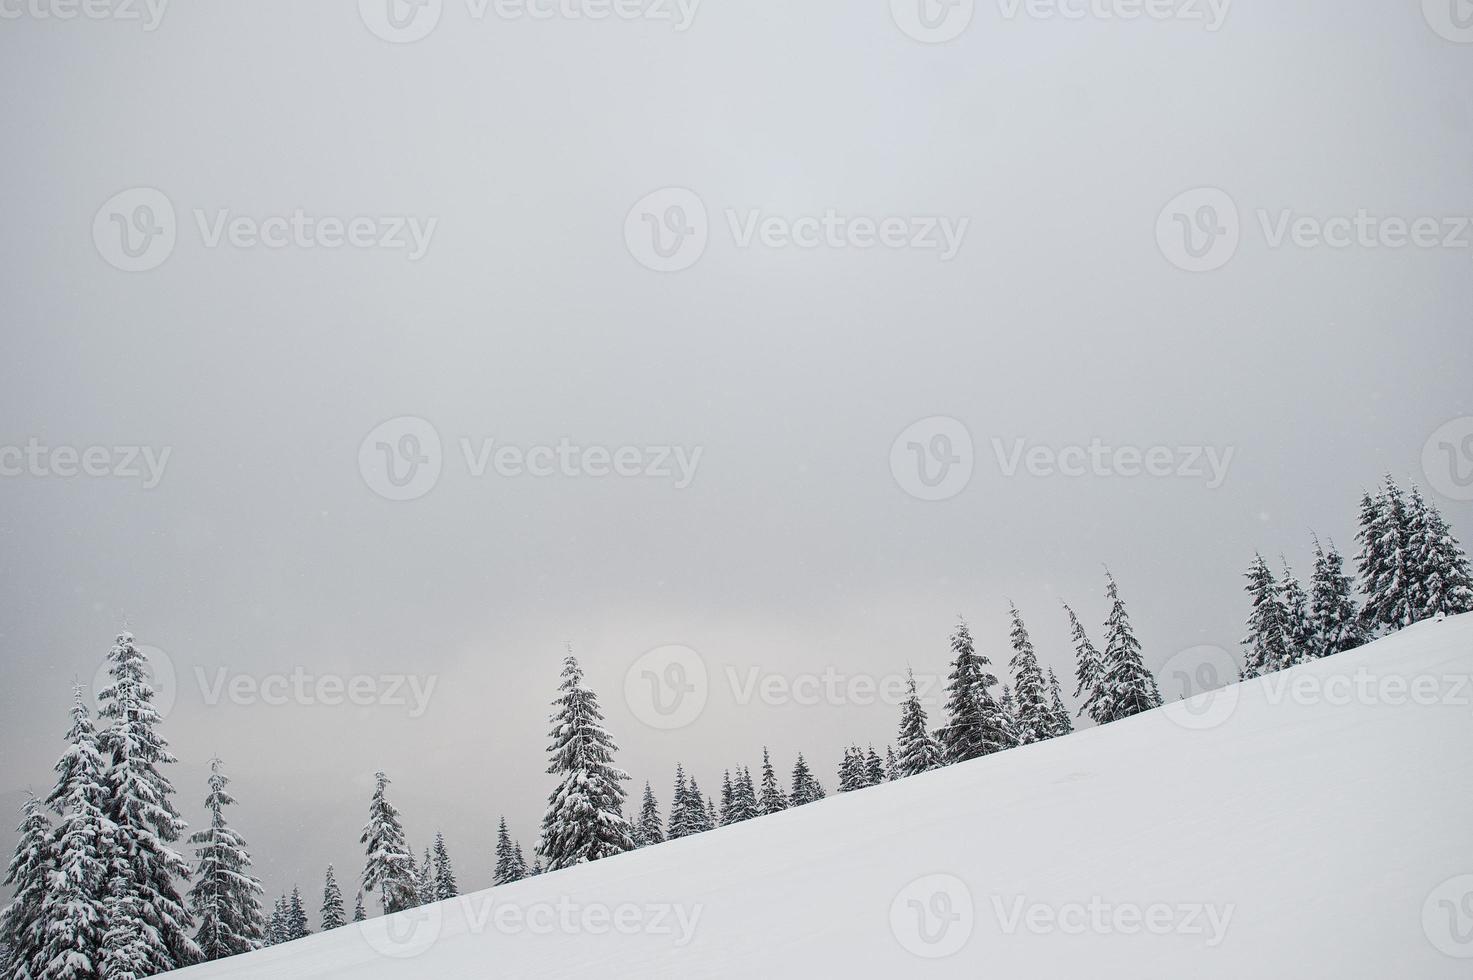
[2,476,1469,978]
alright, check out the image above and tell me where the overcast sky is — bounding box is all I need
[2,0,1471,904]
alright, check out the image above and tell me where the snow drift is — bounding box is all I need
[173,614,1473,978]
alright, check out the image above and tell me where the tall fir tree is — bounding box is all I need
[1046,668,1074,737]
[99,873,152,979]
[431,833,457,901]
[1406,485,1473,620]
[895,669,944,778]
[1006,604,1054,744]
[359,771,417,915]
[494,817,526,885]
[729,768,759,823]
[0,795,52,980]
[1310,536,1368,657]
[687,780,711,833]
[939,619,1012,763]
[718,772,736,827]
[352,892,366,924]
[415,849,434,907]
[837,748,864,792]
[537,652,634,870]
[186,758,265,961]
[285,887,310,942]
[1241,554,1290,679]
[788,754,825,805]
[884,746,899,781]
[265,897,286,946]
[1357,479,1415,632]
[634,784,664,848]
[666,765,695,840]
[1097,572,1163,721]
[863,746,886,787]
[1063,603,1106,725]
[97,631,200,973]
[320,866,345,932]
[758,749,787,815]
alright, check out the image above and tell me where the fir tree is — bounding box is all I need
[37,686,113,980]
[1098,572,1162,721]
[666,765,694,841]
[97,631,200,973]
[537,652,634,870]
[884,746,898,781]
[864,746,886,787]
[0,795,52,980]
[1063,603,1106,725]
[789,754,824,806]
[895,669,944,778]
[1357,479,1415,632]
[359,771,417,915]
[704,797,718,833]
[265,897,285,946]
[1406,485,1473,620]
[837,748,864,793]
[1006,604,1054,744]
[1046,668,1073,737]
[99,873,152,980]
[939,619,1012,763]
[1279,561,1316,667]
[1310,536,1368,657]
[415,849,434,907]
[285,887,310,941]
[186,758,265,961]
[634,784,664,848]
[758,749,787,815]
[494,816,525,885]
[729,768,759,823]
[431,833,457,901]
[718,772,735,826]
[320,866,345,932]
[351,893,366,924]
[687,780,711,833]
[1241,554,1290,679]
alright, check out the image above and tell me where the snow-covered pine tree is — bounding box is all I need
[719,771,735,826]
[837,748,863,793]
[494,816,525,885]
[939,619,1012,763]
[265,896,285,946]
[359,771,417,914]
[186,758,265,961]
[99,872,152,979]
[1406,485,1473,621]
[97,631,200,973]
[1063,603,1106,725]
[1278,561,1317,667]
[703,797,718,833]
[351,893,366,923]
[36,686,112,980]
[1310,536,1368,657]
[415,849,434,907]
[320,866,345,932]
[285,887,310,941]
[864,746,885,787]
[537,652,634,871]
[686,780,711,833]
[1241,554,1290,679]
[0,795,51,980]
[1098,572,1163,722]
[884,746,898,781]
[1357,479,1415,633]
[666,765,693,841]
[431,834,457,901]
[1006,604,1054,744]
[730,768,759,823]
[895,669,944,778]
[758,749,787,815]
[634,784,664,848]
[789,754,824,805]
[1046,667,1074,737]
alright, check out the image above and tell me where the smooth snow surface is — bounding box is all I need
[173,615,1473,978]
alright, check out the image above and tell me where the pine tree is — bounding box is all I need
[939,619,1012,763]
[97,631,200,973]
[265,897,285,946]
[186,758,265,961]
[718,771,736,826]
[1098,572,1163,722]
[37,686,112,980]
[703,797,718,833]
[99,873,152,979]
[884,746,898,781]
[0,795,52,980]
[1006,604,1054,744]
[493,816,525,885]
[687,780,711,833]
[1046,668,1074,737]
[515,846,531,878]
[863,746,885,787]
[1310,536,1368,657]
[1278,561,1317,667]
[666,765,694,841]
[359,771,417,915]
[537,652,634,871]
[1063,603,1106,725]
[788,754,824,806]
[352,893,366,924]
[837,748,864,792]
[285,887,310,941]
[729,768,759,823]
[758,749,787,815]
[415,849,434,907]
[1241,554,1290,679]
[634,784,664,848]
[320,866,345,932]
[895,669,944,778]
[431,833,457,901]
[1406,486,1473,620]
[1357,479,1415,632]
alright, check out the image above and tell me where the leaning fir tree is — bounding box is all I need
[187,758,266,961]
[359,771,417,914]
[537,652,634,871]
[1063,603,1106,725]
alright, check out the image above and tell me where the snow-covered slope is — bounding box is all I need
[175,615,1473,978]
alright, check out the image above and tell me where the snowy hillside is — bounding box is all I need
[173,616,1473,978]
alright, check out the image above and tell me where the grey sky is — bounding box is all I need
[2,0,1471,903]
